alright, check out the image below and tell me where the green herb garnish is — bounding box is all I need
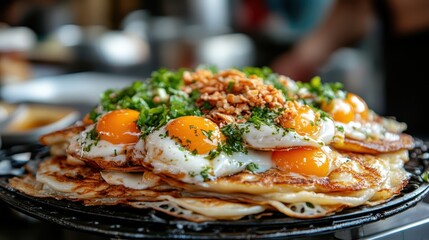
[200,166,212,181]
[219,124,249,155]
[246,162,259,173]
[248,107,282,129]
[296,76,345,107]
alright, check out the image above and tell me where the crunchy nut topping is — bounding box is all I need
[182,69,286,126]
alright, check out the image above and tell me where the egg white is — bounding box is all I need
[242,116,337,150]
[337,120,402,142]
[68,124,130,163]
[139,127,274,184]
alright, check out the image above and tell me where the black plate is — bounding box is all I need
[0,141,428,240]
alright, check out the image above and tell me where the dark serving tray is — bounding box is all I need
[0,140,428,240]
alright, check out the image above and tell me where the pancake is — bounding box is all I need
[140,148,409,218]
[9,156,267,222]
[7,66,415,222]
[331,133,414,154]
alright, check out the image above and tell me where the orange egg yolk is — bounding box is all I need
[322,99,355,123]
[96,109,140,144]
[166,116,224,155]
[281,104,320,136]
[272,147,330,177]
[322,93,369,123]
[346,93,369,120]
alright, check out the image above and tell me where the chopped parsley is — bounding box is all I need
[87,68,201,137]
[137,105,169,136]
[248,107,282,129]
[227,81,235,92]
[201,101,213,110]
[200,166,212,181]
[206,149,220,160]
[150,68,185,90]
[297,76,345,107]
[246,162,259,173]
[336,125,345,133]
[201,129,214,141]
[83,143,93,152]
[90,81,150,122]
[88,126,99,141]
[219,124,249,155]
[82,127,100,152]
[318,109,331,120]
[205,124,249,160]
[242,66,273,79]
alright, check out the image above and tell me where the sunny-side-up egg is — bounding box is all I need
[242,101,339,149]
[321,92,405,141]
[139,116,274,184]
[139,113,341,184]
[68,109,141,165]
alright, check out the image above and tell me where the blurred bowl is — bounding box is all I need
[0,103,79,147]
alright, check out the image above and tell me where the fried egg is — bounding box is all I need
[244,101,339,150]
[138,115,345,184]
[67,109,144,170]
[242,118,336,150]
[139,116,274,184]
[324,93,393,141]
[69,126,128,161]
[320,92,414,153]
[321,92,403,140]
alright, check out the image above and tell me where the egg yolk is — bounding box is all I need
[166,116,224,154]
[272,147,330,177]
[280,103,319,136]
[322,99,355,123]
[322,93,369,123]
[96,109,140,144]
[346,93,369,120]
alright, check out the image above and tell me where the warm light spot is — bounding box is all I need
[272,147,330,177]
[96,109,140,144]
[166,116,224,154]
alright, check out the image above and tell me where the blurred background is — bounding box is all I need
[0,0,428,239]
[0,0,382,111]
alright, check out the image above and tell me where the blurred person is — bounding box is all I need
[271,0,429,137]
